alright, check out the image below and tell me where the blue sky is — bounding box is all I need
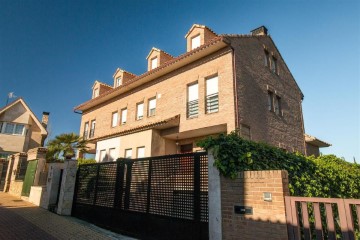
[0,0,359,161]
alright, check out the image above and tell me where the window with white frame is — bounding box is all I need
[148,98,156,117]
[191,35,201,50]
[151,57,158,70]
[116,77,122,87]
[90,120,96,138]
[111,111,118,127]
[83,122,89,139]
[0,122,25,136]
[125,149,132,159]
[206,76,219,113]
[93,88,99,98]
[137,146,145,158]
[99,149,106,162]
[136,102,144,120]
[187,83,199,118]
[121,108,127,124]
[108,148,116,161]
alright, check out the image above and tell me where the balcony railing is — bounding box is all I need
[206,93,219,113]
[187,99,199,118]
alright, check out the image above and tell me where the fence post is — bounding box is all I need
[146,159,153,213]
[114,159,125,209]
[71,167,80,215]
[124,161,133,210]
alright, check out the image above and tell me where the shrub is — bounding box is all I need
[197,131,360,198]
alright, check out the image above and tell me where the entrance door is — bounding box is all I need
[21,160,38,196]
[180,143,193,153]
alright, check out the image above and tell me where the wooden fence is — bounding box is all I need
[285,196,360,240]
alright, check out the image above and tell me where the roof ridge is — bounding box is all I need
[74,36,225,111]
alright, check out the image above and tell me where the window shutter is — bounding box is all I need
[149,98,156,109]
[188,83,198,101]
[151,58,158,69]
[137,147,145,158]
[192,35,201,49]
[206,76,218,96]
[121,109,127,124]
[137,103,144,118]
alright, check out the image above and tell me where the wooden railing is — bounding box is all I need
[285,196,360,240]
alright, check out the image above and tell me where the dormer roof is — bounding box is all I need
[146,47,174,60]
[184,24,217,38]
[112,68,136,78]
[92,80,112,89]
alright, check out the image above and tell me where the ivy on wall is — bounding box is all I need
[197,131,360,198]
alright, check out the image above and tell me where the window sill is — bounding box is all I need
[186,116,198,120]
[206,110,219,115]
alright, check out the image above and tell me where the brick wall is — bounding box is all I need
[221,170,289,240]
[229,35,306,154]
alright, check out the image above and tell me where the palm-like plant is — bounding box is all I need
[46,133,89,160]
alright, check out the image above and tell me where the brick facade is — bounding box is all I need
[75,24,307,161]
[221,170,289,240]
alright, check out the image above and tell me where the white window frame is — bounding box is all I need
[125,148,132,159]
[136,102,144,120]
[148,98,156,117]
[99,149,107,162]
[116,77,122,87]
[0,122,25,136]
[93,88,99,98]
[206,76,219,113]
[108,148,116,161]
[191,35,201,50]
[111,111,118,127]
[121,108,127,125]
[151,57,158,70]
[137,146,145,158]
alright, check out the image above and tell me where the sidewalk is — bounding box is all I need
[0,192,136,240]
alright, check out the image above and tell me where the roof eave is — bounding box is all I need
[75,37,228,112]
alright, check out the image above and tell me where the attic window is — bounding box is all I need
[93,88,99,98]
[191,35,201,50]
[116,77,122,87]
[151,57,158,70]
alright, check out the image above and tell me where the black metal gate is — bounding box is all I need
[72,152,209,240]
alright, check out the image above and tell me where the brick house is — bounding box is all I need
[0,98,49,159]
[75,24,326,162]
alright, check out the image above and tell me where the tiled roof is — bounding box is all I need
[146,47,174,59]
[304,134,331,147]
[74,35,225,111]
[113,68,137,78]
[184,24,218,38]
[88,115,180,142]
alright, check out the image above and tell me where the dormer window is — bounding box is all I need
[116,77,122,87]
[93,88,99,98]
[151,57,158,70]
[191,35,201,50]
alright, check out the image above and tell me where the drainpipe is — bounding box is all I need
[230,42,240,130]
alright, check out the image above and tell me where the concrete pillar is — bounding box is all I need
[56,160,77,215]
[208,151,222,240]
[39,162,64,209]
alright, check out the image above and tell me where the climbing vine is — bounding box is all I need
[197,131,360,198]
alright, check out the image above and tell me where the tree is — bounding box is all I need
[46,133,89,160]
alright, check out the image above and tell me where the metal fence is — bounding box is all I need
[73,152,209,240]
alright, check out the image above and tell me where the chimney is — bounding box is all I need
[41,112,50,129]
[251,26,268,36]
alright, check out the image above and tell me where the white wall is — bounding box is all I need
[95,137,121,162]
